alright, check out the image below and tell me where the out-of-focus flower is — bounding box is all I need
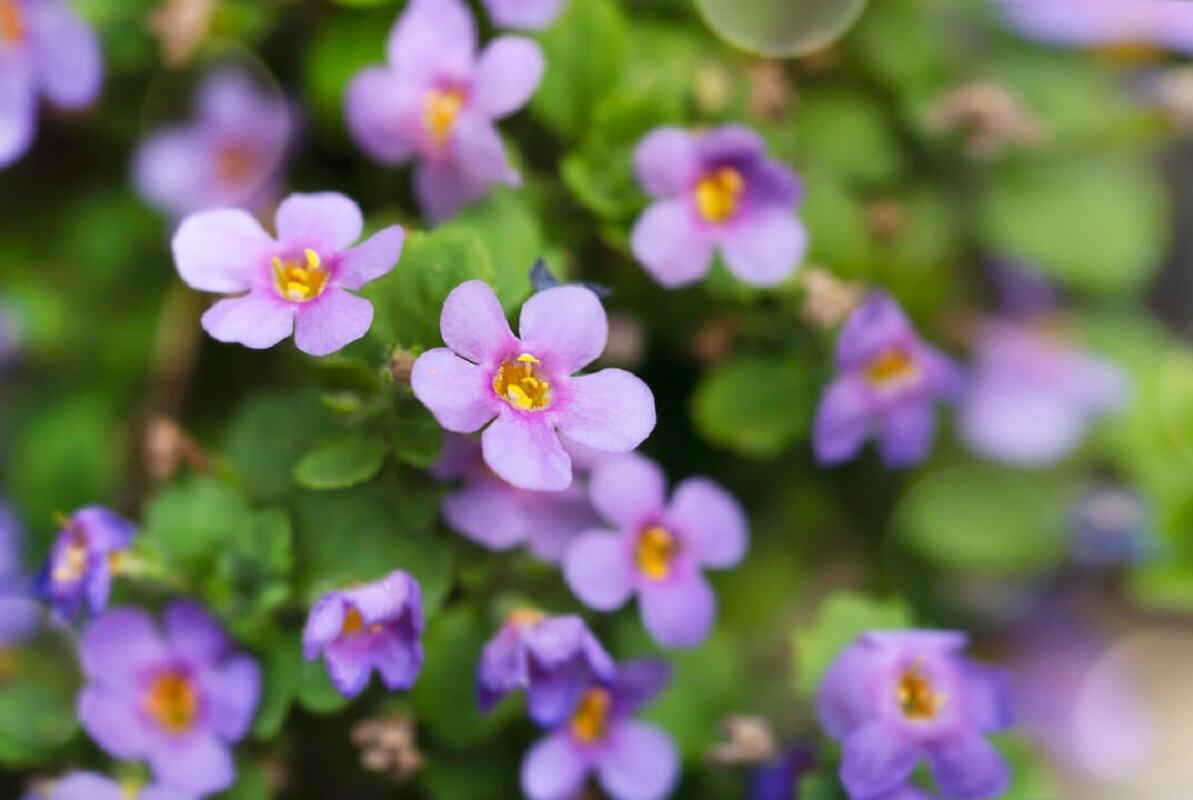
[816,631,1013,800]
[432,434,602,561]
[957,320,1126,466]
[146,0,215,67]
[133,69,292,218]
[302,570,425,698]
[77,602,261,796]
[925,80,1045,159]
[747,743,815,800]
[48,772,189,800]
[345,0,543,222]
[997,0,1193,54]
[813,293,962,468]
[483,0,564,30]
[709,715,777,766]
[36,506,136,619]
[0,502,38,647]
[351,713,423,782]
[172,191,404,356]
[630,125,807,288]
[521,659,678,800]
[411,280,656,491]
[477,608,615,725]
[0,0,102,168]
[1069,484,1157,568]
[798,267,864,329]
[563,453,748,649]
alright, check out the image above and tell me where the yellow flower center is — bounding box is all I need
[897,665,945,721]
[635,526,677,581]
[51,532,89,583]
[864,348,921,389]
[341,607,383,637]
[0,1,23,44]
[694,167,745,223]
[570,687,613,744]
[142,670,200,734]
[273,248,328,302]
[506,607,546,629]
[493,353,552,411]
[424,88,464,144]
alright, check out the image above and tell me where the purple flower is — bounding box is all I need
[0,501,38,646]
[77,601,261,796]
[630,125,807,288]
[132,69,292,218]
[48,773,189,800]
[477,608,616,725]
[345,0,544,222]
[432,433,602,561]
[816,631,1013,800]
[302,570,424,698]
[0,0,102,168]
[749,745,815,800]
[36,505,136,619]
[521,659,678,800]
[563,453,748,649]
[957,320,1126,466]
[813,293,961,468]
[172,191,404,356]
[411,280,656,491]
[997,0,1193,54]
[483,0,564,30]
[1068,484,1157,568]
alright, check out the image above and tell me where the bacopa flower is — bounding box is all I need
[302,570,425,698]
[411,280,656,492]
[0,0,102,168]
[997,0,1193,54]
[483,0,564,30]
[172,191,404,356]
[630,125,807,288]
[813,292,961,468]
[48,772,188,800]
[36,505,136,619]
[477,608,615,725]
[432,433,602,561]
[77,602,260,796]
[957,320,1126,466]
[345,0,543,222]
[816,631,1013,800]
[521,659,678,800]
[132,69,292,218]
[563,452,747,649]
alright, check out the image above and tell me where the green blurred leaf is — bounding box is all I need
[207,508,294,631]
[224,390,334,504]
[790,88,904,185]
[294,435,389,491]
[297,657,351,715]
[392,399,444,470]
[692,355,819,458]
[0,633,81,766]
[254,632,303,740]
[793,592,911,697]
[304,8,391,133]
[140,475,253,572]
[451,189,542,310]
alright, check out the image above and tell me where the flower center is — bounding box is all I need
[51,532,89,584]
[492,353,552,411]
[864,347,921,390]
[506,607,546,629]
[142,670,199,734]
[215,139,259,185]
[272,248,328,302]
[424,88,464,144]
[694,167,745,223]
[0,1,24,44]
[897,665,944,721]
[570,687,612,744]
[341,607,383,637]
[635,526,677,581]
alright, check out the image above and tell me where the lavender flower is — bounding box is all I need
[77,602,261,796]
[36,505,136,619]
[630,125,807,288]
[477,608,616,725]
[132,69,292,218]
[483,0,564,30]
[749,745,815,800]
[0,501,37,646]
[302,570,424,698]
[816,631,1013,800]
[172,191,404,356]
[0,0,102,168]
[48,773,189,800]
[521,659,678,800]
[997,0,1193,54]
[411,280,656,491]
[432,433,602,561]
[345,0,544,222]
[563,452,748,649]
[813,293,961,468]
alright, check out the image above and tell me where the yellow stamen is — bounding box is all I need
[897,664,945,721]
[51,533,89,584]
[507,607,546,628]
[341,607,383,637]
[694,167,745,223]
[635,526,676,581]
[0,0,23,44]
[424,88,465,143]
[142,670,200,734]
[272,248,328,302]
[864,348,921,389]
[492,353,552,411]
[569,688,612,744]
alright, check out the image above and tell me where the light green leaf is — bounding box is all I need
[692,355,819,458]
[294,436,388,491]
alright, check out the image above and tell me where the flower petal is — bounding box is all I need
[518,285,607,373]
[50,773,126,800]
[337,225,405,291]
[443,483,531,550]
[878,401,935,468]
[293,286,374,357]
[611,659,671,717]
[521,731,589,800]
[201,291,296,350]
[324,643,374,697]
[387,0,477,85]
[79,608,165,684]
[147,733,235,796]
[26,0,102,109]
[131,129,210,217]
[415,160,493,224]
[720,210,806,287]
[201,653,260,741]
[927,731,1011,800]
[630,200,712,288]
[452,114,518,184]
[275,192,363,253]
[556,369,656,454]
[595,721,679,800]
[564,531,633,611]
[473,37,544,118]
[371,630,424,690]
[440,279,517,366]
[588,452,666,530]
[633,127,699,198]
[163,601,229,667]
[77,688,151,758]
[0,57,36,168]
[411,348,499,432]
[483,0,564,30]
[344,67,421,165]
[839,721,920,800]
[836,292,916,371]
[302,594,347,658]
[815,641,878,740]
[667,477,747,569]
[172,209,273,293]
[813,375,873,466]
[639,571,716,649]
[481,411,572,490]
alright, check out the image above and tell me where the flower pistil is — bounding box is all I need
[694,167,745,223]
[635,526,677,581]
[570,687,612,744]
[493,353,551,411]
[142,670,200,734]
[272,248,328,302]
[896,664,945,721]
[424,88,465,144]
[0,0,23,44]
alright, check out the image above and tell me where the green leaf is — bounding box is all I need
[0,633,81,766]
[297,656,351,715]
[140,476,254,571]
[793,592,911,697]
[207,509,294,632]
[392,399,444,470]
[450,188,543,310]
[789,88,904,185]
[253,632,303,740]
[224,389,334,504]
[692,355,819,458]
[294,436,389,491]
[304,8,391,134]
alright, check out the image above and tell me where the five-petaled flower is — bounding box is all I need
[302,570,425,698]
[563,452,747,649]
[77,601,260,797]
[172,191,404,356]
[37,505,136,620]
[345,0,543,222]
[816,630,1013,800]
[411,280,656,491]
[521,659,678,800]
[813,292,962,468]
[630,124,807,288]
[47,772,189,800]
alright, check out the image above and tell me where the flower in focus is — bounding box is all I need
[172,191,404,356]
[47,772,189,800]
[477,608,615,725]
[521,659,678,800]
[563,452,748,648]
[302,570,425,698]
[36,505,136,619]
[132,69,292,218]
[77,601,261,796]
[483,0,564,30]
[957,320,1126,466]
[630,125,807,288]
[411,280,656,491]
[432,433,602,561]
[816,630,1013,800]
[813,292,961,468]
[997,0,1193,54]
[345,0,544,222]
[0,0,102,168]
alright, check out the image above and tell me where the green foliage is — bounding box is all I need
[294,435,389,491]
[0,634,81,767]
